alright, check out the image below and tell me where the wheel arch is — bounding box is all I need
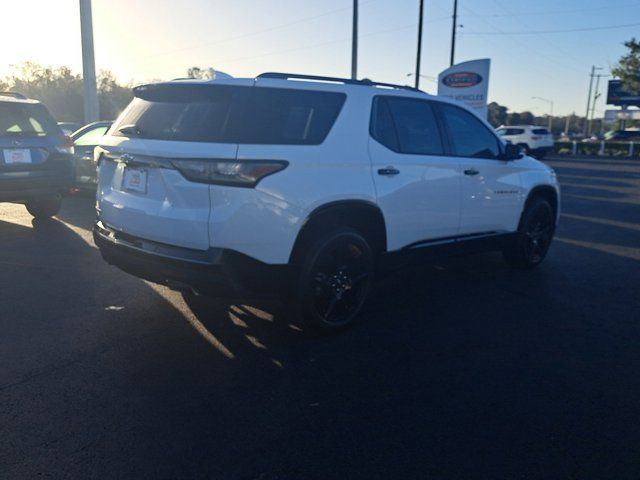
[522,185,559,224]
[289,200,387,265]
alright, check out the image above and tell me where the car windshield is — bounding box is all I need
[0,102,59,137]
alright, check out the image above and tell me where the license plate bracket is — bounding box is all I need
[3,148,32,164]
[122,166,147,193]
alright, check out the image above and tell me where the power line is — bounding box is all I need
[465,21,640,36]
[216,16,450,66]
[466,1,640,18]
[146,0,377,59]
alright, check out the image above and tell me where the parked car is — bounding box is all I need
[93,73,560,331]
[496,125,554,158]
[57,122,82,136]
[71,121,112,190]
[0,92,74,218]
[603,129,640,141]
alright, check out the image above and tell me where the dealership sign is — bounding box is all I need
[607,79,640,107]
[438,59,491,119]
[604,109,640,123]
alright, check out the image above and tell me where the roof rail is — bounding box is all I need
[0,91,27,99]
[256,72,422,92]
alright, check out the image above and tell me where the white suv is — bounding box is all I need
[93,73,560,331]
[496,125,554,159]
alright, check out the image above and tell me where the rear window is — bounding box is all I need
[112,84,345,145]
[532,128,550,135]
[0,102,59,138]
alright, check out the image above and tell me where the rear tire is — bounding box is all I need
[298,227,374,332]
[503,197,555,269]
[25,194,62,219]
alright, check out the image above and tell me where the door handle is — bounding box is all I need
[378,167,400,176]
[464,168,480,176]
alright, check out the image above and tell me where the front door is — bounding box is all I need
[369,96,462,250]
[437,102,524,235]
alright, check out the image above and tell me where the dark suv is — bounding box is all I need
[0,92,74,218]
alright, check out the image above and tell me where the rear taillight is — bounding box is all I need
[56,134,74,155]
[170,159,288,187]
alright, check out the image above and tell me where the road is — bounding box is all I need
[1,155,639,479]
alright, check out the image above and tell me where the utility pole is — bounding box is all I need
[532,96,554,131]
[450,0,458,67]
[564,112,573,136]
[79,0,99,123]
[588,73,608,136]
[414,0,425,89]
[583,65,601,136]
[351,0,358,80]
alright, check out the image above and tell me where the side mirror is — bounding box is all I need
[503,142,523,161]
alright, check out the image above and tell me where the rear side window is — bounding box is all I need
[370,96,444,155]
[532,128,549,135]
[0,103,59,138]
[112,85,345,145]
[439,103,501,159]
[497,128,524,135]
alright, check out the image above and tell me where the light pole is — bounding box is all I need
[79,0,99,123]
[532,96,554,131]
[583,66,602,136]
[351,0,358,80]
[589,73,609,136]
[450,0,458,66]
[414,0,425,89]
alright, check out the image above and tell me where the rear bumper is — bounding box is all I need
[93,221,294,297]
[0,171,73,202]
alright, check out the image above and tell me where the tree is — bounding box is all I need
[487,101,508,127]
[612,38,640,94]
[1,62,132,123]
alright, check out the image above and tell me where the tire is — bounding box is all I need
[25,193,62,219]
[517,143,530,155]
[503,197,555,269]
[298,227,374,332]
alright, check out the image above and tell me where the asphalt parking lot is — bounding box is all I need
[1,155,639,480]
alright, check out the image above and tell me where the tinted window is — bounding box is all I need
[532,128,549,135]
[112,85,345,145]
[74,125,109,145]
[497,128,524,136]
[0,103,59,137]
[439,103,500,159]
[370,96,443,155]
[370,97,399,151]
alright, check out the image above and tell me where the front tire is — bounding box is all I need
[25,194,62,219]
[503,197,555,269]
[298,227,374,332]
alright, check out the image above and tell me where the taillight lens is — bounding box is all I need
[170,159,288,187]
[56,134,74,155]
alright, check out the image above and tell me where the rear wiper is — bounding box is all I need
[118,124,143,136]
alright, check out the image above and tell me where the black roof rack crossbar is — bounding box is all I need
[0,91,27,99]
[256,72,422,92]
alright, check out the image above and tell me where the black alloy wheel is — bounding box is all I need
[300,228,374,331]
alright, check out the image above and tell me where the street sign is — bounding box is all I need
[438,59,491,119]
[606,80,640,107]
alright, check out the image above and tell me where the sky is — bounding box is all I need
[1,0,639,116]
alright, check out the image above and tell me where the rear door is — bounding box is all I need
[97,82,251,250]
[437,102,523,235]
[368,96,461,250]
